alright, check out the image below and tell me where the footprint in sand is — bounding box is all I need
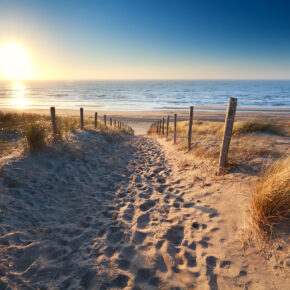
[132,231,147,245]
[137,212,150,229]
[139,200,156,211]
[206,256,218,290]
[163,225,184,246]
[112,274,129,288]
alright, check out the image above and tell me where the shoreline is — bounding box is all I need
[1,107,289,135]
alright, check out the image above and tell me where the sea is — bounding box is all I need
[0,80,289,111]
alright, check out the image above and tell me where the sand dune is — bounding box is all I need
[0,130,289,289]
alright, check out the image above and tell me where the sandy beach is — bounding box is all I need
[0,109,289,289]
[1,0,290,288]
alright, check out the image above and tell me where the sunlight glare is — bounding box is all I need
[0,44,33,79]
[11,81,29,109]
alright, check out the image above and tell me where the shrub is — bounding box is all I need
[25,123,47,150]
[251,156,290,234]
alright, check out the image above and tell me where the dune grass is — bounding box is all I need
[148,119,287,167]
[251,156,290,235]
[233,120,288,137]
[0,111,133,154]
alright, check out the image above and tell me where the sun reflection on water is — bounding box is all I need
[11,81,28,109]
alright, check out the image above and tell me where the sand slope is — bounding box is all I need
[0,132,289,289]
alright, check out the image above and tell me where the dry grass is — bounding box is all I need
[148,119,287,168]
[233,120,288,137]
[24,123,47,150]
[0,112,133,155]
[251,156,290,235]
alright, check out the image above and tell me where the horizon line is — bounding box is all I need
[1,78,290,82]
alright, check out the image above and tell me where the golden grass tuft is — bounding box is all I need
[148,119,287,169]
[251,156,290,234]
[0,112,134,156]
[233,120,287,136]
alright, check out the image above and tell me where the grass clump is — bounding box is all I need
[233,120,286,136]
[251,156,290,234]
[24,123,47,150]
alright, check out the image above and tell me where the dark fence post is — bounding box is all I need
[50,107,57,139]
[188,106,194,150]
[110,117,112,126]
[80,108,84,130]
[218,98,238,175]
[162,118,165,136]
[95,112,98,129]
[166,115,169,137]
[174,113,177,144]
[104,115,107,127]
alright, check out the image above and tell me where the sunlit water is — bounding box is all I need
[0,80,289,111]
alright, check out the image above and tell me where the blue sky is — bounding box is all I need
[0,0,290,79]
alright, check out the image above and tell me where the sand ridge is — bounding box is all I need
[0,132,288,289]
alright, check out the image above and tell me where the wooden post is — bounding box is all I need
[188,106,194,150]
[110,117,112,126]
[218,98,238,175]
[94,112,98,129]
[50,107,57,139]
[162,118,165,135]
[157,120,160,135]
[159,119,162,135]
[104,115,107,127]
[80,108,84,130]
[166,115,169,137]
[174,113,177,144]
[114,120,116,127]
[156,121,159,134]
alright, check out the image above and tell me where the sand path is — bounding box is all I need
[0,132,288,289]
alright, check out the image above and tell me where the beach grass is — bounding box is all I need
[0,112,133,154]
[147,119,288,167]
[232,120,289,137]
[251,156,290,235]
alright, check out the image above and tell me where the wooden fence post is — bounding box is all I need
[157,121,159,134]
[114,120,116,127]
[159,119,162,135]
[104,115,107,127]
[218,98,238,175]
[166,115,169,137]
[174,113,177,144]
[162,118,165,135]
[110,118,112,126]
[188,106,194,150]
[80,108,84,130]
[95,112,98,129]
[50,107,57,139]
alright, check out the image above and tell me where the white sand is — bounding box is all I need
[0,130,289,289]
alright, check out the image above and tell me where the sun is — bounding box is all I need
[0,44,33,80]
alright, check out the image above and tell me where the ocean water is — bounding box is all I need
[0,80,289,111]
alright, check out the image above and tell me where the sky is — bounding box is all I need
[0,0,290,80]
